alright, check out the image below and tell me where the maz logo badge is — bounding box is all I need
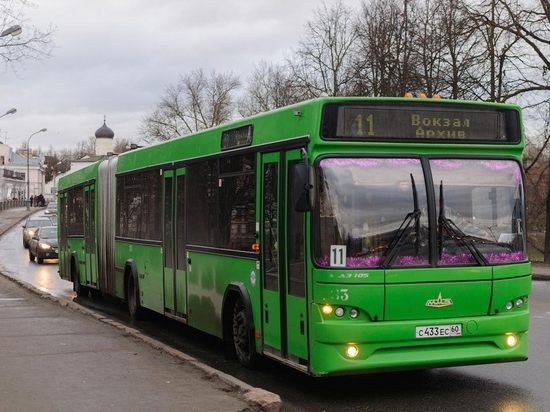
[425,293,453,308]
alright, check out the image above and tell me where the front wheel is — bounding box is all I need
[231,297,256,368]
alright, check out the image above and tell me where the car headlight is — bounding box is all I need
[38,243,51,250]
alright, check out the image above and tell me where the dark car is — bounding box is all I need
[28,226,58,264]
[22,216,56,248]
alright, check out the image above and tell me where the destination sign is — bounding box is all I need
[322,104,520,142]
[221,124,253,150]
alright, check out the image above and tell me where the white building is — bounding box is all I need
[0,141,44,202]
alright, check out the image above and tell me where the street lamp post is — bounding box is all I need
[53,171,61,194]
[0,108,16,119]
[26,128,47,210]
[51,161,62,195]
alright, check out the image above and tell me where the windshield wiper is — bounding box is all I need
[382,174,421,268]
[437,181,488,266]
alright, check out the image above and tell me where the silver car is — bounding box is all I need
[44,201,58,216]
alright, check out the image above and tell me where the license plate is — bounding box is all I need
[415,324,462,338]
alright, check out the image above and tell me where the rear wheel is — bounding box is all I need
[72,260,89,297]
[73,277,89,297]
[90,289,103,300]
[231,296,256,368]
[127,274,143,320]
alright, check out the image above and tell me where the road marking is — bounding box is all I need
[0,298,26,301]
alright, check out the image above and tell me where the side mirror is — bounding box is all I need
[293,162,316,212]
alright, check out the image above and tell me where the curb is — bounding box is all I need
[0,268,283,412]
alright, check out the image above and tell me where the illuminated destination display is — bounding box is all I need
[322,104,520,142]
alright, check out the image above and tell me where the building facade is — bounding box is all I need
[0,141,44,202]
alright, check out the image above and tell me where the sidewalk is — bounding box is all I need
[0,207,281,412]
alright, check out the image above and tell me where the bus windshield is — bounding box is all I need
[316,157,526,268]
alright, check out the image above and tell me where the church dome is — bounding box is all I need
[95,119,114,139]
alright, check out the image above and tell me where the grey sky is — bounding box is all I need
[1,0,356,151]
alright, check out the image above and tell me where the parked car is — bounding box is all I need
[28,225,58,264]
[22,216,56,248]
[44,201,57,216]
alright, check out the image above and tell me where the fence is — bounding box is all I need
[0,200,27,211]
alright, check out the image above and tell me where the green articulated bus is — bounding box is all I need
[58,96,531,376]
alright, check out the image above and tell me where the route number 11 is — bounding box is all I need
[330,245,346,267]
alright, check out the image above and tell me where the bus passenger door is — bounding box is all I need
[261,154,282,352]
[261,150,308,366]
[83,184,97,288]
[163,169,187,318]
[58,191,69,281]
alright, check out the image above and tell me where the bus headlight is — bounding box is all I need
[349,308,359,319]
[505,301,514,311]
[334,307,345,317]
[346,344,359,358]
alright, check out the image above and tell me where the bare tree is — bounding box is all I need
[458,0,523,101]
[286,0,359,97]
[354,0,423,96]
[237,60,305,117]
[0,0,56,75]
[422,0,485,99]
[466,0,549,102]
[73,136,96,160]
[139,69,241,143]
[113,138,134,154]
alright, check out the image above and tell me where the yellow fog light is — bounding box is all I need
[505,334,518,347]
[322,304,333,315]
[346,344,359,358]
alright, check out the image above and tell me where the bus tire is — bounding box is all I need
[231,296,257,368]
[90,289,103,300]
[74,277,89,297]
[72,258,89,297]
[127,272,143,320]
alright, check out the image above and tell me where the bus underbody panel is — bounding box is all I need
[309,310,528,376]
